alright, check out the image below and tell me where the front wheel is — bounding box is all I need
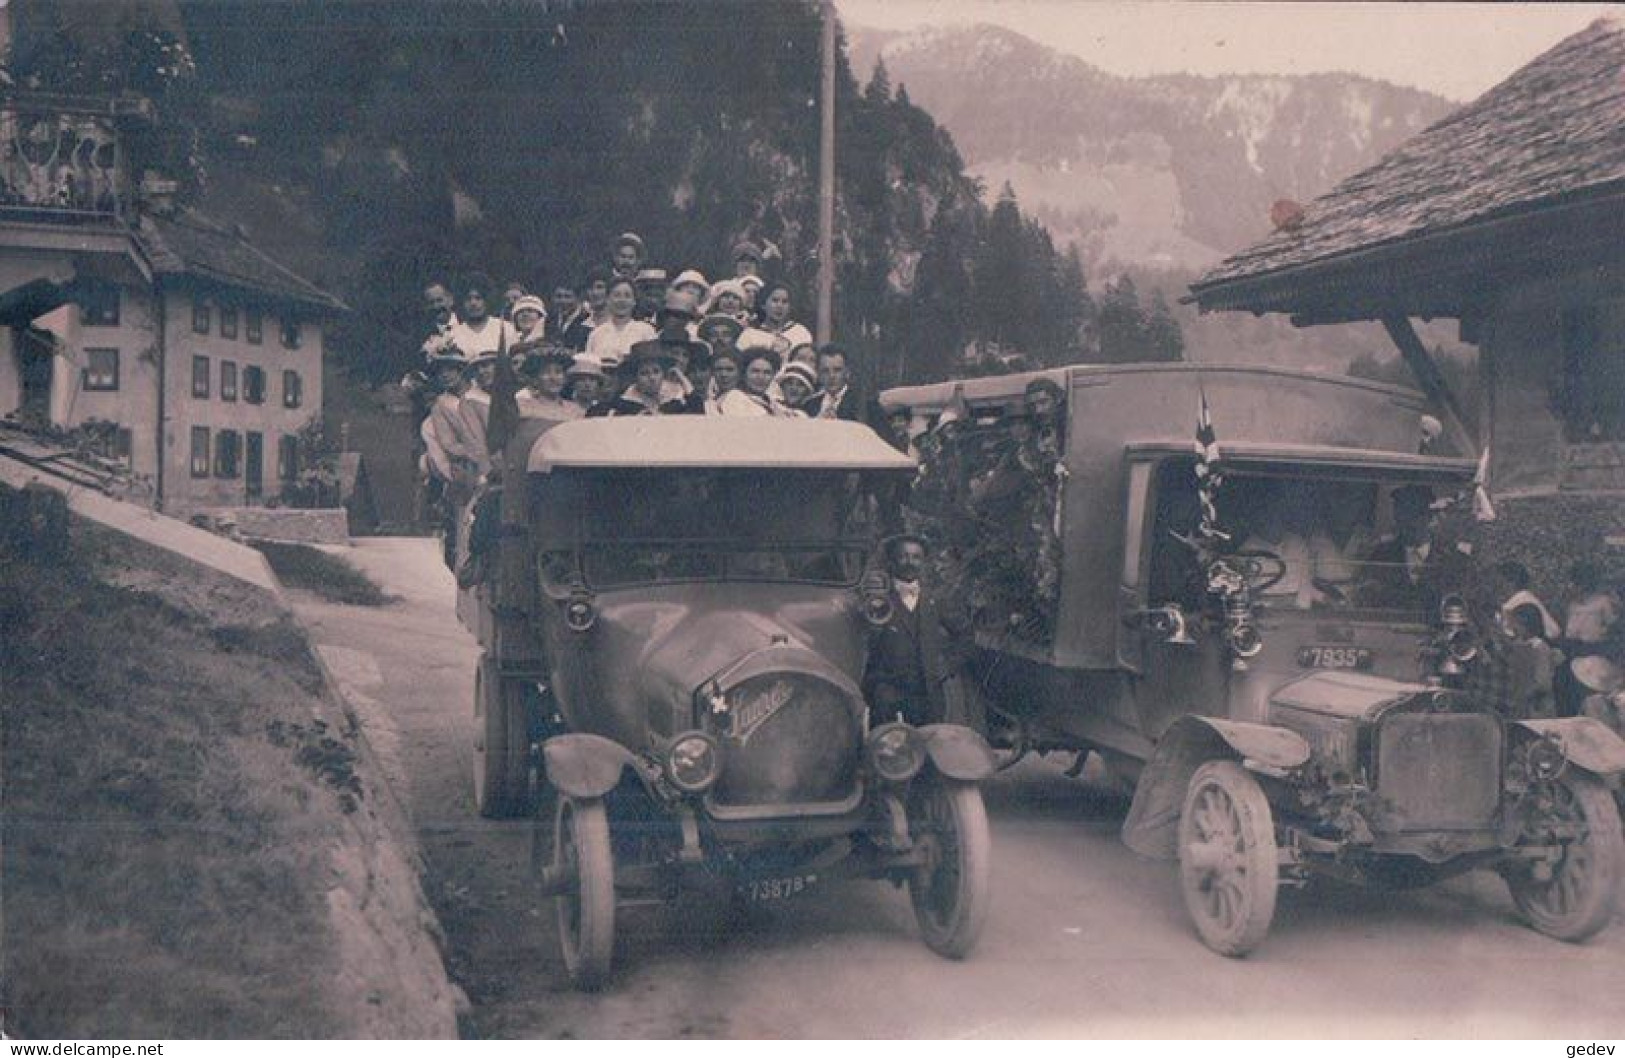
[553,796,615,989]
[1178,760,1279,957]
[1503,774,1624,942]
[472,657,531,818]
[907,777,992,958]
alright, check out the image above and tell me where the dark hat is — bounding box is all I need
[697,313,743,344]
[614,231,645,254]
[732,239,763,263]
[738,346,782,374]
[426,353,466,372]
[626,339,677,370]
[520,343,575,375]
[656,327,710,364]
[882,531,929,559]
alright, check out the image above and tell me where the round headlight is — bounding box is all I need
[1445,627,1478,664]
[1227,621,1264,659]
[666,732,722,794]
[564,594,596,632]
[867,722,924,782]
[861,591,894,627]
[1527,736,1567,782]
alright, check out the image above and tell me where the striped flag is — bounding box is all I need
[1472,445,1497,522]
[1193,387,1229,544]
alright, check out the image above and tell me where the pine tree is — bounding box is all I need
[1098,276,1148,362]
[1145,290,1186,362]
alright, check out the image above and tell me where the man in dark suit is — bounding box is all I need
[804,344,863,421]
[1361,484,1466,611]
[864,534,963,727]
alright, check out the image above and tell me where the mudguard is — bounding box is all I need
[1121,716,1309,861]
[917,723,998,781]
[542,733,637,799]
[1513,718,1625,777]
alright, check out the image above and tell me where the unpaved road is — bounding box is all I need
[290,537,1625,1039]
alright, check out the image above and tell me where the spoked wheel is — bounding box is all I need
[472,656,532,818]
[1503,774,1624,942]
[907,777,992,958]
[553,796,615,989]
[1178,760,1279,957]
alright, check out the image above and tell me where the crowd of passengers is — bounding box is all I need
[402,232,913,570]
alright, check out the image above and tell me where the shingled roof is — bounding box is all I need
[1191,17,1625,308]
[134,209,347,313]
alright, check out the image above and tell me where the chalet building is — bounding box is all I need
[1189,18,1625,498]
[0,92,344,514]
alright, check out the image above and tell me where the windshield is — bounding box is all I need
[1147,459,1470,618]
[568,469,876,588]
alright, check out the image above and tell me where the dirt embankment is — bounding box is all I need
[0,512,458,1038]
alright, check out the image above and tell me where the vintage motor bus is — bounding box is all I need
[882,364,1625,956]
[461,417,996,988]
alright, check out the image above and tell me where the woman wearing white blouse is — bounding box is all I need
[584,276,656,373]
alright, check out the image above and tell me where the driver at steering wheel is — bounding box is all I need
[1235,482,1328,609]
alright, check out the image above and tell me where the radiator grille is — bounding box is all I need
[1375,713,1501,831]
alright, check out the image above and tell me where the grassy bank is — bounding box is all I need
[250,540,394,607]
[0,527,367,1036]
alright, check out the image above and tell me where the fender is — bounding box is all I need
[1121,716,1309,861]
[1513,718,1625,777]
[917,723,998,781]
[542,733,638,799]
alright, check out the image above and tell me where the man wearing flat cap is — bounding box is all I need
[633,267,669,323]
[863,534,971,729]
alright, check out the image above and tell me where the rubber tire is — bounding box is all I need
[472,657,532,819]
[554,796,616,990]
[1178,760,1279,957]
[908,777,993,959]
[1504,774,1624,943]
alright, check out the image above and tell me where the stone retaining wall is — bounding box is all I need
[196,505,351,546]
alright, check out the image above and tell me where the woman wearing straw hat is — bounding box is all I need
[516,345,582,424]
[565,353,609,415]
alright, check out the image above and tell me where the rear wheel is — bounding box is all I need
[554,796,615,989]
[907,777,992,958]
[472,657,532,818]
[1178,760,1278,957]
[1504,774,1624,942]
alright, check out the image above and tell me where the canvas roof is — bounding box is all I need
[527,418,915,473]
[1189,17,1625,319]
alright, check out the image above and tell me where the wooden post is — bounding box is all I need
[816,0,836,345]
[1381,315,1477,454]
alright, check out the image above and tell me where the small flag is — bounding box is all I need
[486,326,521,456]
[1194,387,1229,544]
[1472,445,1497,522]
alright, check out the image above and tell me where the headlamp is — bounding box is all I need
[866,722,925,782]
[665,731,723,794]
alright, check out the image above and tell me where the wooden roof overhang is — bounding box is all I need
[1187,183,1625,327]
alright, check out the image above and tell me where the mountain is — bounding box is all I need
[849,24,1453,274]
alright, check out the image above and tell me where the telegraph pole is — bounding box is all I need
[816,0,836,344]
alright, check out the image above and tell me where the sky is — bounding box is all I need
[835,1,1624,101]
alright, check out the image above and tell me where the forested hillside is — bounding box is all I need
[9,0,1144,386]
